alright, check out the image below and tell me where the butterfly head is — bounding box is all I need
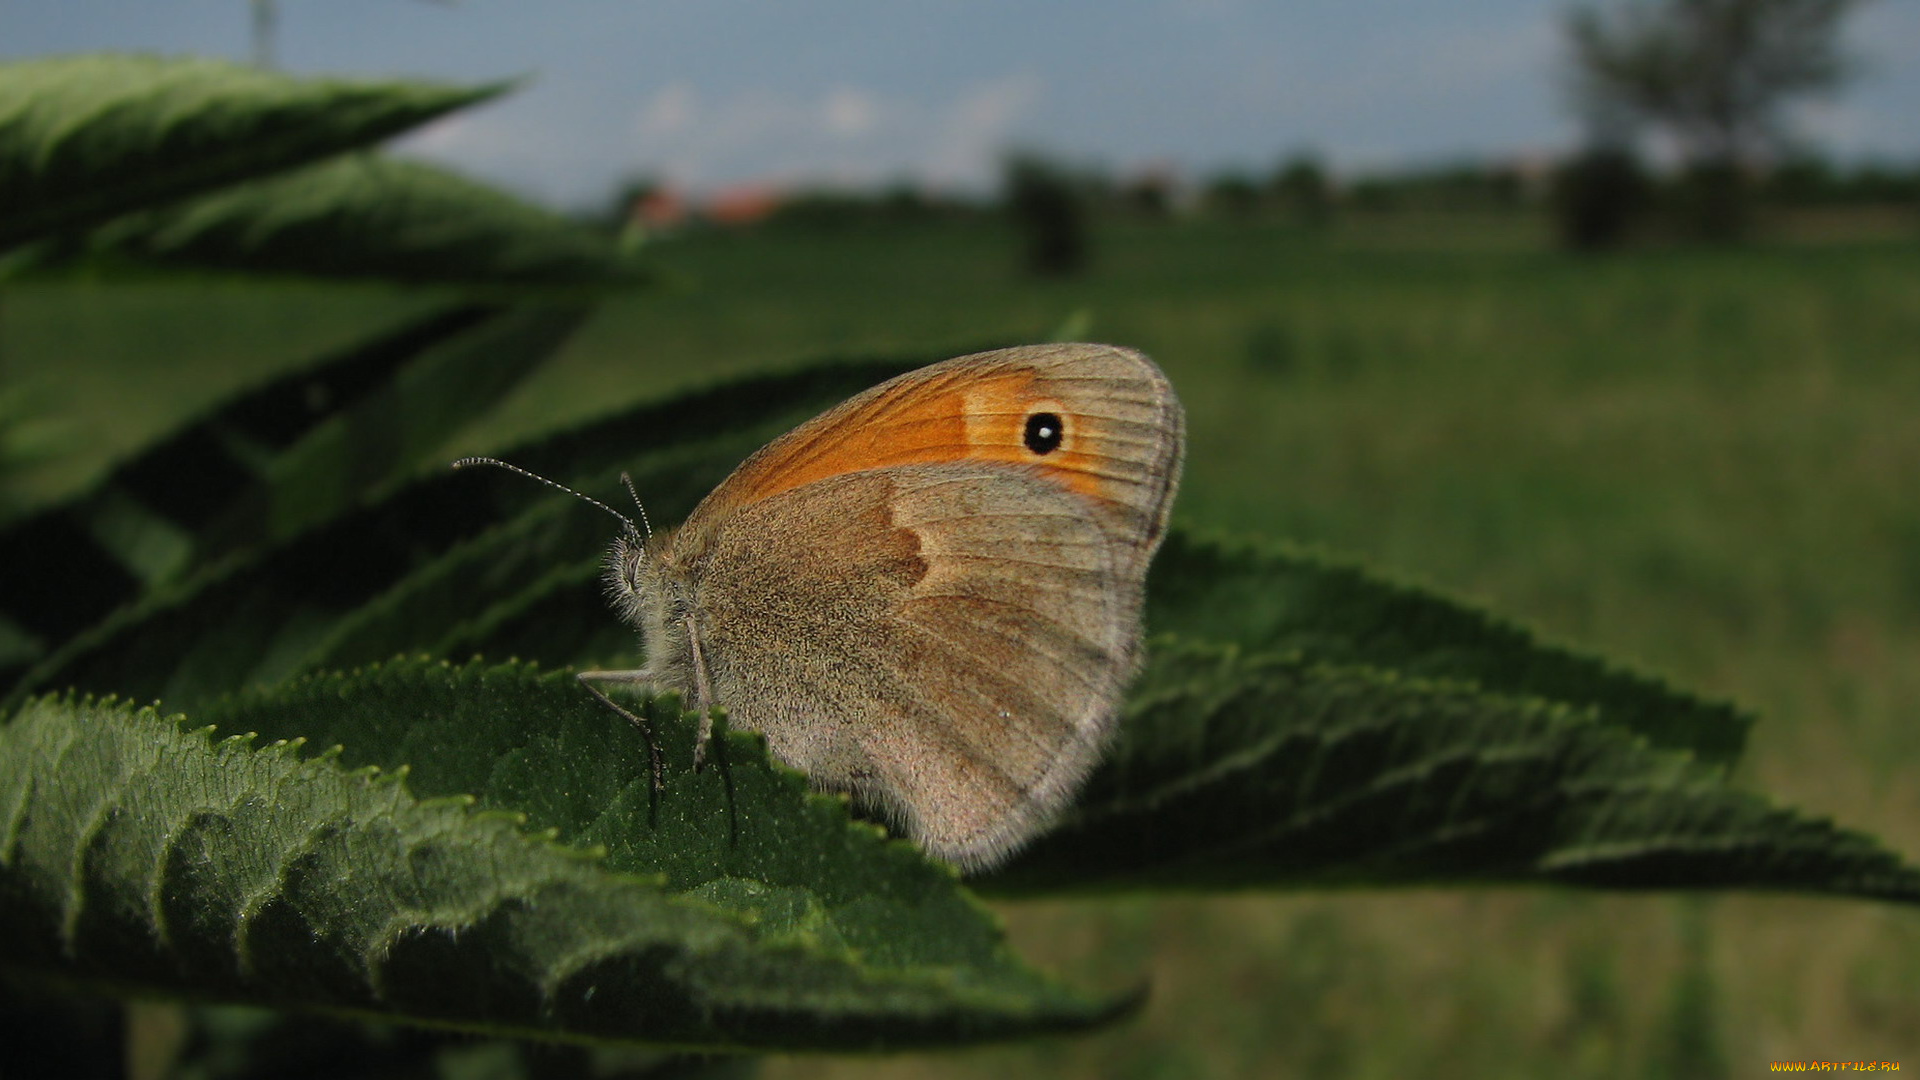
[604,524,664,627]
[603,521,702,695]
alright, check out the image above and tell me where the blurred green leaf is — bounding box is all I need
[1148,533,1752,765]
[0,303,586,697]
[0,383,72,525]
[0,668,1129,1051]
[64,155,639,287]
[984,643,1920,899]
[196,302,591,553]
[0,54,506,250]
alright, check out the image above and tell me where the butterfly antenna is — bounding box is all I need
[452,456,642,538]
[619,472,653,542]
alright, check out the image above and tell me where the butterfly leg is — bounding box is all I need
[576,670,664,796]
[678,616,738,846]
[687,613,717,771]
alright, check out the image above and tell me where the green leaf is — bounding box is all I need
[0,55,506,250]
[1148,532,1752,765]
[194,302,591,555]
[0,303,585,695]
[983,643,1920,900]
[0,665,1129,1049]
[64,155,639,287]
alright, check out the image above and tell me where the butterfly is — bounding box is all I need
[460,343,1183,872]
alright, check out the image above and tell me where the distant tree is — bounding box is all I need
[1201,172,1262,219]
[1849,163,1920,205]
[1338,163,1528,216]
[1552,146,1655,249]
[762,184,975,231]
[877,182,935,221]
[1115,168,1178,219]
[1566,0,1864,239]
[1762,154,1841,204]
[1269,154,1333,226]
[1346,177,1401,214]
[1003,154,1088,276]
[250,0,277,68]
[1755,157,1920,208]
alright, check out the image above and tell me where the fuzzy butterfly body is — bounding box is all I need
[593,343,1184,872]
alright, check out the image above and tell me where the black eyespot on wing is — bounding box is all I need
[1023,411,1064,455]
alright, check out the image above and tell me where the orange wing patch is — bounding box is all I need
[700,365,1130,515]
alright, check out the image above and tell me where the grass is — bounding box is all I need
[5,210,1920,1076]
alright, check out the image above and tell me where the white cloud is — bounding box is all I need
[1295,14,1559,123]
[613,74,1042,194]
[1215,12,1569,173]
[391,101,590,204]
[636,83,697,138]
[822,87,883,138]
[401,106,517,159]
[923,74,1044,188]
[1787,98,1899,159]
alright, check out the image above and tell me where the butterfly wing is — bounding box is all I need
[682,462,1149,870]
[685,343,1184,576]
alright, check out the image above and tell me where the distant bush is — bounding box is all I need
[1201,172,1263,219]
[1552,147,1653,251]
[1270,154,1334,227]
[1344,163,1529,214]
[1116,171,1176,219]
[1762,157,1920,207]
[1671,161,1750,243]
[769,186,982,231]
[1004,154,1089,276]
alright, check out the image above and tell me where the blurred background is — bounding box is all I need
[5,1,1920,1077]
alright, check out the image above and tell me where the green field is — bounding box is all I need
[7,212,1920,1076]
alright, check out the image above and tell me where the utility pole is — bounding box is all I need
[250,0,277,69]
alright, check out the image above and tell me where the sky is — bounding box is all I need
[6,0,1917,210]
